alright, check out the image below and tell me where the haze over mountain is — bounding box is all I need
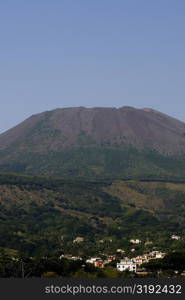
[1,106,185,179]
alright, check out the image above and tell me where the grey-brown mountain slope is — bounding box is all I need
[1,106,185,179]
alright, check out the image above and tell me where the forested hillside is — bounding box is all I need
[0,173,185,257]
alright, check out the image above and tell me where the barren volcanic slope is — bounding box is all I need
[1,106,185,179]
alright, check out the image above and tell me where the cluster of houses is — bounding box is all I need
[116,251,166,272]
[85,250,165,272]
[61,235,182,272]
[86,255,116,268]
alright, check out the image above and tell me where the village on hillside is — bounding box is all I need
[62,250,165,274]
[59,233,185,275]
[60,236,173,274]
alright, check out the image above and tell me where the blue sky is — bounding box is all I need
[0,0,185,133]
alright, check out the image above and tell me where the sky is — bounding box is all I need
[0,0,185,133]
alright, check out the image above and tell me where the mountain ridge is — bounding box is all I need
[1,106,185,178]
[1,106,185,152]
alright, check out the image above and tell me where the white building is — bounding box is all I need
[117,258,137,272]
[171,235,180,240]
[154,251,165,259]
[86,257,101,264]
[73,237,84,243]
[116,249,125,253]
[149,251,165,259]
[133,256,147,265]
[130,248,136,252]
[130,239,141,244]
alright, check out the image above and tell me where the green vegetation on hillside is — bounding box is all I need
[1,147,185,180]
[0,173,185,260]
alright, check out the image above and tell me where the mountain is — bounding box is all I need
[1,106,185,179]
[1,107,185,262]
